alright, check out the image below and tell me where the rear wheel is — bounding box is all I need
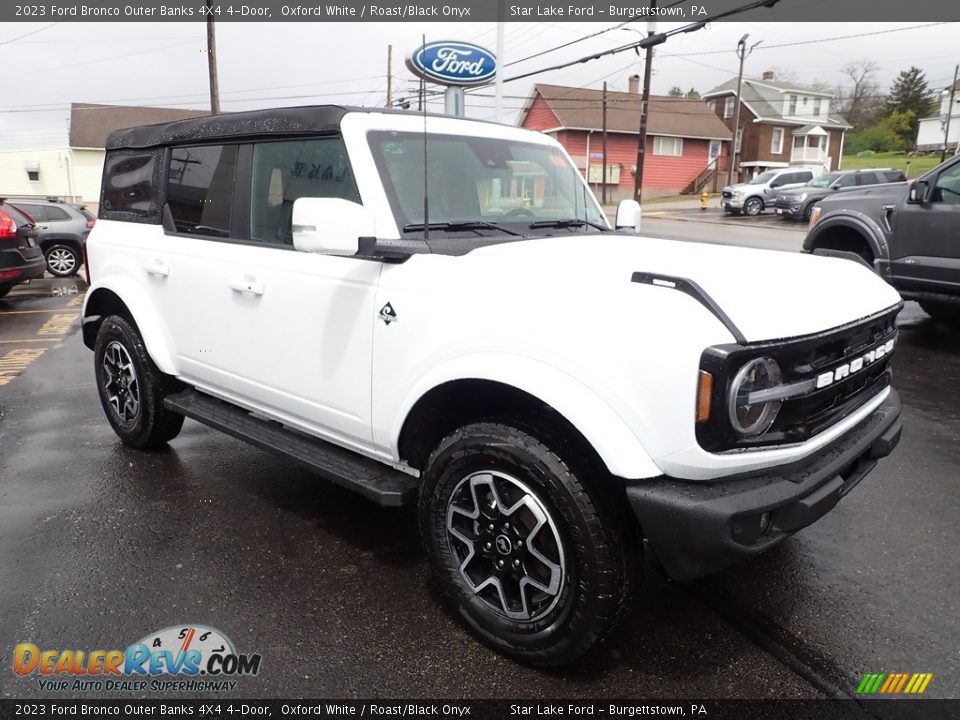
[44,243,81,277]
[419,422,633,666]
[802,203,814,223]
[743,197,763,216]
[919,300,960,326]
[94,316,184,449]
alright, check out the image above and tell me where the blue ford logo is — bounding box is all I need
[406,41,497,87]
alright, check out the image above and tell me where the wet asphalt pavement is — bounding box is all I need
[0,254,958,704]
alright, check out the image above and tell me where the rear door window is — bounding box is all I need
[166,144,239,238]
[101,150,162,221]
[11,204,46,222]
[44,206,71,221]
[835,174,857,188]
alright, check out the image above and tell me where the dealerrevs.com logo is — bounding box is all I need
[13,625,261,693]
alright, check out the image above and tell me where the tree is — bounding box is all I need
[837,60,883,129]
[668,86,684,97]
[685,88,701,99]
[847,109,917,154]
[886,66,936,142]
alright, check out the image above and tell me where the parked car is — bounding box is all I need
[0,199,45,298]
[804,153,960,324]
[721,168,814,216]
[774,168,906,222]
[83,106,903,665]
[7,198,95,277]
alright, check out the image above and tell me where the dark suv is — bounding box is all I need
[803,154,960,323]
[8,198,95,277]
[0,200,44,298]
[774,168,906,222]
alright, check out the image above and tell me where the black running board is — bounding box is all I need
[163,389,418,507]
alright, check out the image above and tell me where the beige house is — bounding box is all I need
[0,103,208,211]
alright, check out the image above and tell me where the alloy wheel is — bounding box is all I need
[102,341,140,423]
[445,470,565,622]
[47,247,77,275]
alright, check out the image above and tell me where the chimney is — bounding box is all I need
[762,71,775,81]
[628,74,640,94]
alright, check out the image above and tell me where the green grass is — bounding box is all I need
[841,151,944,177]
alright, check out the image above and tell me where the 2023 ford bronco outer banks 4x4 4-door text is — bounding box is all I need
[82,106,903,666]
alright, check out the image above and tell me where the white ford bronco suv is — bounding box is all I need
[83,106,903,666]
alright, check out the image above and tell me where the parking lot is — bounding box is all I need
[0,222,958,703]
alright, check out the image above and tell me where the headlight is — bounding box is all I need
[728,357,782,437]
[796,193,808,202]
[809,206,822,227]
[733,191,745,200]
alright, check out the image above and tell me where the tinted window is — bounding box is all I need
[44,205,71,221]
[932,161,960,204]
[12,204,47,221]
[249,137,359,245]
[835,174,857,188]
[854,173,878,186]
[0,203,35,226]
[167,145,238,238]
[883,171,906,183]
[101,151,160,219]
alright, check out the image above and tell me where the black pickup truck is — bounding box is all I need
[803,154,960,323]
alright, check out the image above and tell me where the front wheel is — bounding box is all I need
[743,197,763,216]
[94,316,184,449]
[44,243,81,277]
[419,422,633,666]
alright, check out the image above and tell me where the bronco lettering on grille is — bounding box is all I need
[815,339,895,390]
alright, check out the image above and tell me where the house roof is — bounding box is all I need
[702,78,851,129]
[521,83,732,140]
[69,103,212,149]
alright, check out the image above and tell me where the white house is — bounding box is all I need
[0,103,207,211]
[916,79,960,153]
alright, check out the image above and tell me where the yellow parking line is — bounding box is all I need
[0,339,64,344]
[0,309,83,315]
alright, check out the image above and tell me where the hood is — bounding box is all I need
[468,234,901,343]
[722,183,752,193]
[777,186,820,198]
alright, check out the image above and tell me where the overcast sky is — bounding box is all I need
[1,20,957,148]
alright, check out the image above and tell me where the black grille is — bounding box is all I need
[698,305,900,452]
[722,190,733,199]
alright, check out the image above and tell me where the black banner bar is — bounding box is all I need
[2,0,959,23]
[1,700,959,720]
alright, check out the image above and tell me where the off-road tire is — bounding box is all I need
[94,315,184,449]
[419,421,634,666]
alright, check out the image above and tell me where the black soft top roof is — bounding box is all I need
[106,105,353,150]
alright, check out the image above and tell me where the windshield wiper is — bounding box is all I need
[402,221,521,236]
[528,218,610,232]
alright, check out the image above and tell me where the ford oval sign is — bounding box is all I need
[406,41,497,87]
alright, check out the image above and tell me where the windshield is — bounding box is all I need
[807,173,840,188]
[748,171,778,185]
[367,131,607,234]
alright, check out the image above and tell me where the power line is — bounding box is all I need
[0,23,60,46]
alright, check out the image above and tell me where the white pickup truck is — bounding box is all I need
[82,106,903,666]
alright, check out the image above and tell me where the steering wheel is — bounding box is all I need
[503,208,534,219]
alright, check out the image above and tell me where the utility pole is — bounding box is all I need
[726,34,750,187]
[942,64,958,164]
[602,81,608,205]
[494,2,505,122]
[205,0,220,114]
[386,45,393,108]
[633,0,656,203]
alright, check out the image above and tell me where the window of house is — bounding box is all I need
[26,170,39,182]
[813,98,822,116]
[653,136,683,156]
[724,97,734,119]
[788,95,798,115]
[249,137,360,245]
[166,144,238,238]
[770,128,784,154]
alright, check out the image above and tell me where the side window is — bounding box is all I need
[101,151,160,221]
[798,172,813,184]
[932,162,960,204]
[166,145,238,238]
[836,174,857,188]
[13,204,46,222]
[883,171,906,183]
[45,206,71,221]
[249,137,360,245]
[854,173,877,186]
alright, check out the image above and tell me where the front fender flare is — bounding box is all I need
[82,277,178,376]
[806,212,889,260]
[391,353,663,480]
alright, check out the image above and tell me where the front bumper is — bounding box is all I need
[625,389,902,581]
[722,198,745,211]
[773,201,803,218]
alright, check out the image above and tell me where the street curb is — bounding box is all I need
[643,212,807,231]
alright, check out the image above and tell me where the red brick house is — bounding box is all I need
[703,72,851,183]
[517,79,731,200]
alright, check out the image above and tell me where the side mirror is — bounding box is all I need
[830,182,841,190]
[615,199,642,233]
[292,197,375,256]
[907,180,930,205]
